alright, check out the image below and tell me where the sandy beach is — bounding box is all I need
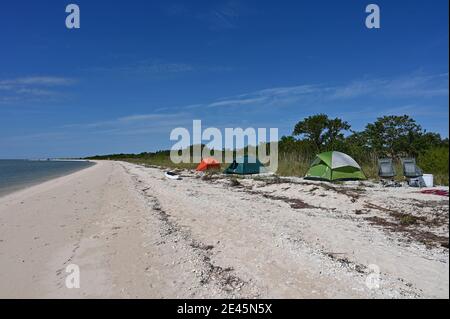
[0,160,448,298]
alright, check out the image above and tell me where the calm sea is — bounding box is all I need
[0,160,94,197]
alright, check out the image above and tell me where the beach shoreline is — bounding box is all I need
[0,160,448,298]
[0,160,95,198]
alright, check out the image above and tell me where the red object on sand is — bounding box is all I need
[420,189,449,197]
[196,157,221,171]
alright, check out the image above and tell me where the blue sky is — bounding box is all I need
[0,0,448,158]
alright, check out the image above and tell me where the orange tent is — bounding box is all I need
[196,157,221,171]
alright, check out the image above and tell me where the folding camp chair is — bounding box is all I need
[402,158,425,187]
[378,158,401,187]
[378,158,396,179]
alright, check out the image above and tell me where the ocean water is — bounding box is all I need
[0,160,94,197]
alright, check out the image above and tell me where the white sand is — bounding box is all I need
[0,161,448,298]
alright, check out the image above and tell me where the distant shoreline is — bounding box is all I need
[0,158,90,161]
[0,159,95,198]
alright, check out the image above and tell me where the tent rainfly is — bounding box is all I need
[305,151,366,181]
[196,157,221,171]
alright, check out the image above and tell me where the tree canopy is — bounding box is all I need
[285,114,447,164]
[292,114,350,152]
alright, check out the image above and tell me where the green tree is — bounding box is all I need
[363,115,424,159]
[324,117,351,150]
[279,136,298,154]
[342,131,372,163]
[293,114,350,151]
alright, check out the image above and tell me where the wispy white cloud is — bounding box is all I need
[6,131,69,142]
[15,88,57,96]
[330,104,449,123]
[331,73,449,99]
[182,73,448,111]
[20,112,194,143]
[331,80,377,99]
[163,1,248,31]
[86,59,194,76]
[63,112,190,131]
[86,58,234,77]
[207,3,240,30]
[0,76,75,104]
[208,96,268,108]
[121,61,194,74]
[203,84,323,109]
[61,72,449,132]
[0,96,21,105]
[11,72,448,141]
[117,113,186,123]
[0,76,74,86]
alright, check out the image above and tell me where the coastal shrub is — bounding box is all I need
[418,146,449,185]
[86,114,449,185]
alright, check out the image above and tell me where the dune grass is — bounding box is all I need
[276,153,311,177]
[124,157,198,170]
[96,149,448,186]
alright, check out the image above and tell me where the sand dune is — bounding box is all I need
[0,161,448,298]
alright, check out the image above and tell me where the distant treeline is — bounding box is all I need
[88,150,172,161]
[87,114,449,184]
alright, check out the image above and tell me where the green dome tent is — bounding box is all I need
[305,151,366,181]
[224,155,265,175]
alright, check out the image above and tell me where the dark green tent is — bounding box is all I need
[224,156,265,175]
